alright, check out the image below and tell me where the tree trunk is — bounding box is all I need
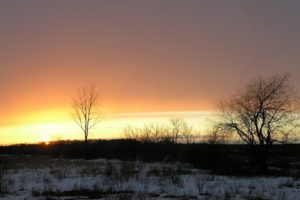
[84,133,88,159]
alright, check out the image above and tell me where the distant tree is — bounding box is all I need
[218,74,299,171]
[169,118,183,143]
[71,84,101,159]
[123,125,140,141]
[169,117,196,144]
[169,118,189,143]
[206,126,228,144]
[180,122,194,144]
[139,123,170,143]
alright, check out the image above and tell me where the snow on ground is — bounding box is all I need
[1,158,300,199]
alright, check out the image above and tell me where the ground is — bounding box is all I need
[1,156,300,200]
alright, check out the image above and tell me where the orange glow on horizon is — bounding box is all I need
[0,109,217,145]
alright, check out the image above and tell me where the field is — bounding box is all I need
[1,155,300,200]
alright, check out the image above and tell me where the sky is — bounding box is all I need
[1,1,300,144]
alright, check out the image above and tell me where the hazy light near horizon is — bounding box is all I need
[0,111,216,145]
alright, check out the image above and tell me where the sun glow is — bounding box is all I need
[40,135,50,145]
[35,123,65,143]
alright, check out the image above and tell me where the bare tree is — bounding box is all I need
[169,117,195,144]
[169,118,185,143]
[218,74,299,170]
[71,84,101,158]
[123,125,140,141]
[180,122,194,144]
[206,125,230,144]
[138,123,170,143]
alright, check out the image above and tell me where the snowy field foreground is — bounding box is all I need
[1,157,300,200]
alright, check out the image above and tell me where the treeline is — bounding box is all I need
[122,118,228,144]
[1,139,300,176]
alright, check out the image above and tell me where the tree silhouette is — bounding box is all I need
[218,74,299,171]
[71,84,101,159]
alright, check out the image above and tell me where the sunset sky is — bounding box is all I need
[1,1,300,144]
